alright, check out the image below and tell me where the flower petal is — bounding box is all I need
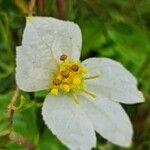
[16,46,56,91]
[82,58,144,104]
[23,17,82,61]
[42,94,96,150]
[80,94,133,147]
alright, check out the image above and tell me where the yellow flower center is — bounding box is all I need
[50,59,87,93]
[49,54,99,104]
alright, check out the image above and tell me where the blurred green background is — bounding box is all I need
[0,0,150,149]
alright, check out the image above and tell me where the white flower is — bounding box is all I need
[16,17,144,150]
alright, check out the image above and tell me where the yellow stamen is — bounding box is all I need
[49,56,90,98]
[83,75,100,80]
[62,85,70,92]
[71,94,79,104]
[83,89,96,98]
[53,79,61,85]
[51,88,58,96]
[57,75,62,80]
[60,54,67,61]
[73,77,81,85]
[61,70,70,78]
[71,64,79,72]
[81,67,88,73]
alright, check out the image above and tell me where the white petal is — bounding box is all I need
[80,94,133,147]
[16,46,57,91]
[23,17,82,61]
[82,58,144,104]
[42,94,96,150]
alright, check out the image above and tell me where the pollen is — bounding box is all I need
[62,84,70,92]
[81,67,88,73]
[73,77,81,85]
[49,55,87,96]
[51,88,58,96]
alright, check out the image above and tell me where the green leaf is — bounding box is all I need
[38,127,67,150]
[0,91,13,132]
[107,22,149,66]
[12,105,39,145]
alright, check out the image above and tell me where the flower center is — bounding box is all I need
[49,54,99,104]
[50,55,87,96]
